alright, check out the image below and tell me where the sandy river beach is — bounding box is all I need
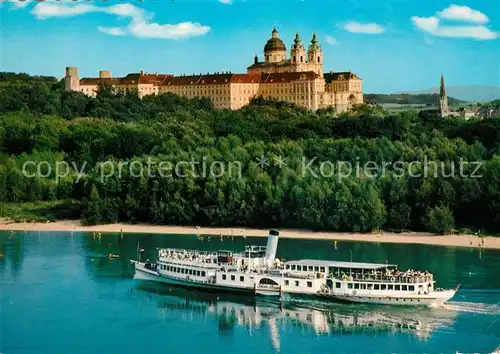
[0,219,498,250]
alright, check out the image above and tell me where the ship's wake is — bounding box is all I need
[441,301,500,315]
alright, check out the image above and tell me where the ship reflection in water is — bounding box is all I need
[135,283,457,352]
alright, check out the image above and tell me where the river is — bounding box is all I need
[1,231,499,353]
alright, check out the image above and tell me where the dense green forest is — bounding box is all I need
[1,72,500,235]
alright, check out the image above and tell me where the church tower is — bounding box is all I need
[439,74,449,117]
[307,33,323,76]
[290,32,306,67]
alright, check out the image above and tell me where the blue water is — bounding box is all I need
[1,231,499,353]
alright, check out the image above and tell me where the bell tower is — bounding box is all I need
[307,33,323,76]
[290,32,306,67]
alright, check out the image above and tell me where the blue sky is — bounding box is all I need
[1,0,499,92]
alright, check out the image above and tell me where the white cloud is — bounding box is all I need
[32,3,99,19]
[97,26,127,36]
[437,4,489,24]
[324,35,338,45]
[344,21,385,34]
[129,21,211,40]
[219,0,232,4]
[411,15,498,40]
[29,2,210,40]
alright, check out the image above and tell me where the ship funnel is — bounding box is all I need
[265,230,280,265]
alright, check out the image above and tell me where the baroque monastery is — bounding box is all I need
[65,28,363,112]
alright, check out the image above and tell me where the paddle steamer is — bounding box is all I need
[131,230,458,306]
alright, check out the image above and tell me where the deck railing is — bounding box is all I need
[332,273,433,284]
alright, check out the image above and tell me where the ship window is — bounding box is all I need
[314,266,319,272]
[291,265,296,270]
[320,267,325,272]
[240,276,244,282]
[295,281,299,287]
[201,271,206,277]
[388,284,393,290]
[409,285,414,291]
[361,283,367,290]
[347,283,353,289]
[286,265,290,270]
[395,285,401,290]
[402,285,408,291]
[196,271,200,276]
[297,266,302,271]
[374,284,380,290]
[368,284,373,290]
[307,281,312,288]
[308,266,313,271]
[354,283,360,289]
[285,280,289,286]
[222,274,227,280]
[231,275,235,281]
[335,282,341,289]
[381,284,387,290]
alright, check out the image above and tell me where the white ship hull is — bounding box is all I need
[319,290,457,307]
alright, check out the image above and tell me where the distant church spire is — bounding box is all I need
[439,73,449,117]
[440,73,446,97]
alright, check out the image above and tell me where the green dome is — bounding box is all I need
[264,37,286,52]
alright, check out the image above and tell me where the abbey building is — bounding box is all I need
[65,29,363,112]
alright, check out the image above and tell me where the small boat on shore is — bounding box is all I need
[130,230,458,307]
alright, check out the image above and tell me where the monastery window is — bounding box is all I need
[335,282,341,288]
[317,56,321,63]
[300,56,303,63]
[222,274,227,280]
[307,281,312,288]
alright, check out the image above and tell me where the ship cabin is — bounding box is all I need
[243,245,267,258]
[295,260,436,297]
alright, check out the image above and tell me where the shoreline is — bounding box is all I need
[0,219,498,250]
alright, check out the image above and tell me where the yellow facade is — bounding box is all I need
[65,28,363,112]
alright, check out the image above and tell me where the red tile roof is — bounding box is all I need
[80,71,323,87]
[80,72,172,86]
[324,71,361,83]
